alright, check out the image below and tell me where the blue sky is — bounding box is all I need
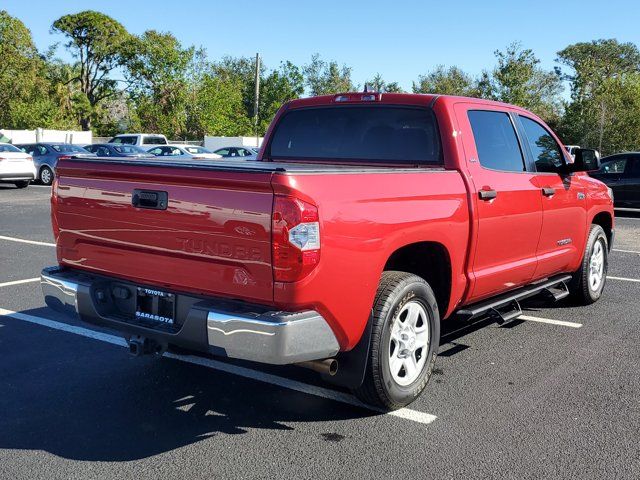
[4,0,640,92]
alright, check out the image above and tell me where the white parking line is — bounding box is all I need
[612,249,640,254]
[0,235,55,247]
[608,276,640,283]
[0,308,437,426]
[0,278,40,288]
[520,315,582,328]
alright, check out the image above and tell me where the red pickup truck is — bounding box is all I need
[42,93,614,410]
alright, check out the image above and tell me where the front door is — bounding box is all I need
[516,115,587,278]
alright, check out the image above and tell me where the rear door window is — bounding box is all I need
[468,110,525,172]
[269,106,441,164]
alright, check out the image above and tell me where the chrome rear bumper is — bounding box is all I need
[41,266,339,365]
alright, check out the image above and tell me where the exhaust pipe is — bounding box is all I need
[296,358,338,376]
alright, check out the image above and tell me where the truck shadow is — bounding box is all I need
[0,307,373,462]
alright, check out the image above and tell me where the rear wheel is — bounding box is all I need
[353,271,440,410]
[39,166,54,186]
[14,180,30,189]
[569,224,608,305]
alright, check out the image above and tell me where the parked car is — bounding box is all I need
[212,146,257,159]
[42,93,614,410]
[109,134,168,147]
[84,144,153,158]
[15,143,94,185]
[146,145,222,160]
[0,143,36,188]
[590,152,640,210]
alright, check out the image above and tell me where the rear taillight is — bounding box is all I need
[57,155,71,161]
[272,195,320,282]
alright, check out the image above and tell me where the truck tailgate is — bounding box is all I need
[53,159,275,303]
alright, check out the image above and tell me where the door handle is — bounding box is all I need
[132,189,168,210]
[542,187,555,197]
[478,189,497,200]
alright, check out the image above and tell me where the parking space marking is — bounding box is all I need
[0,235,55,247]
[608,276,640,283]
[0,278,40,288]
[612,249,640,254]
[520,315,582,328]
[0,308,437,426]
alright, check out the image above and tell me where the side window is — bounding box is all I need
[519,116,565,173]
[599,158,627,175]
[98,147,110,156]
[216,149,229,156]
[468,110,525,172]
[37,146,48,155]
[148,147,162,156]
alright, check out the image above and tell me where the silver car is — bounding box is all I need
[147,145,222,160]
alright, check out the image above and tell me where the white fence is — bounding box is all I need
[0,128,92,145]
[204,136,263,151]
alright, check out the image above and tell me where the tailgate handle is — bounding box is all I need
[132,189,168,210]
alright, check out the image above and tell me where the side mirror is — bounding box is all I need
[571,148,600,172]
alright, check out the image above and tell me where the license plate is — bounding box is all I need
[135,287,175,325]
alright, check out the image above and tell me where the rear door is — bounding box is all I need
[516,115,587,278]
[455,104,543,301]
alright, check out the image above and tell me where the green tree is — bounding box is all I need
[557,39,640,153]
[259,61,304,131]
[125,30,200,138]
[488,42,563,123]
[367,73,404,93]
[0,10,58,129]
[187,72,253,137]
[304,54,355,96]
[52,11,131,130]
[412,65,478,96]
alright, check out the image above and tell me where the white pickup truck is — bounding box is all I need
[109,134,168,147]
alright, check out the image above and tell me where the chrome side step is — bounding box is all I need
[456,274,572,323]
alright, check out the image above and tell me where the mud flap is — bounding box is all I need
[322,312,373,388]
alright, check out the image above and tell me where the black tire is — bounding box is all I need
[39,166,54,186]
[353,271,440,410]
[569,224,608,305]
[14,180,30,189]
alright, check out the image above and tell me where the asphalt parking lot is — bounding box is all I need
[1,184,639,480]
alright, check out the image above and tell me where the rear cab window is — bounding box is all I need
[143,136,167,145]
[467,110,525,172]
[110,136,136,145]
[268,105,442,164]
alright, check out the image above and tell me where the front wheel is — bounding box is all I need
[569,224,609,305]
[353,271,440,410]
